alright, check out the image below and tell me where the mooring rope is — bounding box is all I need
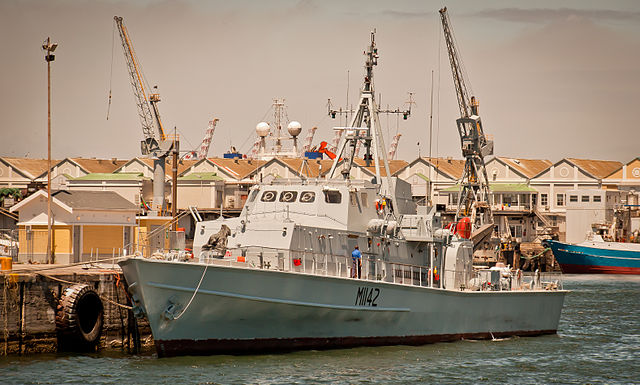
[36,272,132,310]
[170,264,208,320]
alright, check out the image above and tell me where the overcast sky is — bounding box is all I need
[1,0,639,163]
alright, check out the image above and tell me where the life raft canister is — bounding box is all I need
[455,217,472,239]
[56,284,104,351]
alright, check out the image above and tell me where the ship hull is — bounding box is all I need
[546,240,640,275]
[120,258,566,357]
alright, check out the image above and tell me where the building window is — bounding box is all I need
[503,194,514,205]
[541,194,548,206]
[556,194,564,206]
[509,225,523,238]
[593,195,602,203]
[361,192,368,207]
[569,195,578,203]
[532,194,537,206]
[581,195,590,203]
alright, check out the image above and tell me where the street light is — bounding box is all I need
[43,37,57,264]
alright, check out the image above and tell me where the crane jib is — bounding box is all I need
[439,7,493,229]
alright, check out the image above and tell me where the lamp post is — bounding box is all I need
[43,37,57,264]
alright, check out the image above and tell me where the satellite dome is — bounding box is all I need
[256,122,270,137]
[287,121,302,137]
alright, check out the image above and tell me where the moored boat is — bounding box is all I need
[118,32,567,357]
[545,237,640,274]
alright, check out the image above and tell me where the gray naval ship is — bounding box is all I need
[119,32,566,357]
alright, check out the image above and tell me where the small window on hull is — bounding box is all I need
[248,189,259,203]
[324,190,342,204]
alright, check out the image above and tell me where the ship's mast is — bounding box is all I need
[328,31,411,210]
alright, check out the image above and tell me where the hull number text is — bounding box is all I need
[355,287,380,307]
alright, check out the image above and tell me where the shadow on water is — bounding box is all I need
[0,275,638,384]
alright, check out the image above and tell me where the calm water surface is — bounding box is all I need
[1,275,638,384]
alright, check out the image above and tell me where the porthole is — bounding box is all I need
[299,191,315,203]
[260,191,277,202]
[279,191,298,203]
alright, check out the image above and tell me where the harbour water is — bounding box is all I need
[1,275,638,384]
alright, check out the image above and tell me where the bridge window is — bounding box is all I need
[248,189,259,203]
[569,195,578,203]
[299,191,315,203]
[361,192,368,207]
[593,195,602,203]
[324,190,342,204]
[260,191,277,202]
[279,191,298,203]
[581,195,590,203]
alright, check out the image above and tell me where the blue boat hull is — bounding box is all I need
[545,240,640,274]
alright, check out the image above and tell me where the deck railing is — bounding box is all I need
[192,246,562,291]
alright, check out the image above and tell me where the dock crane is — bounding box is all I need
[439,7,494,230]
[182,118,218,160]
[114,16,174,214]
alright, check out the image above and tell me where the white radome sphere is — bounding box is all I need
[287,121,302,137]
[256,122,270,137]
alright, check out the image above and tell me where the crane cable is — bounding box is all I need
[106,20,116,120]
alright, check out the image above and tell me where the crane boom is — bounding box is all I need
[439,7,493,229]
[114,16,166,155]
[114,15,174,214]
[388,133,402,160]
[182,118,218,160]
[302,126,317,153]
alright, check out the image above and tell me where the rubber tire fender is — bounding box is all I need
[56,284,104,351]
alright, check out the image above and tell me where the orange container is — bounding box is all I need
[0,257,12,271]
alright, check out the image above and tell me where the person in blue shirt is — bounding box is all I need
[351,246,362,278]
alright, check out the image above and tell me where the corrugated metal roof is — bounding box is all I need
[352,159,408,177]
[278,158,335,178]
[498,157,552,178]
[422,157,466,179]
[70,158,128,174]
[566,158,623,179]
[72,172,146,181]
[208,158,266,179]
[178,172,224,181]
[52,190,138,210]
[2,157,59,179]
[126,158,198,178]
[416,173,430,182]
